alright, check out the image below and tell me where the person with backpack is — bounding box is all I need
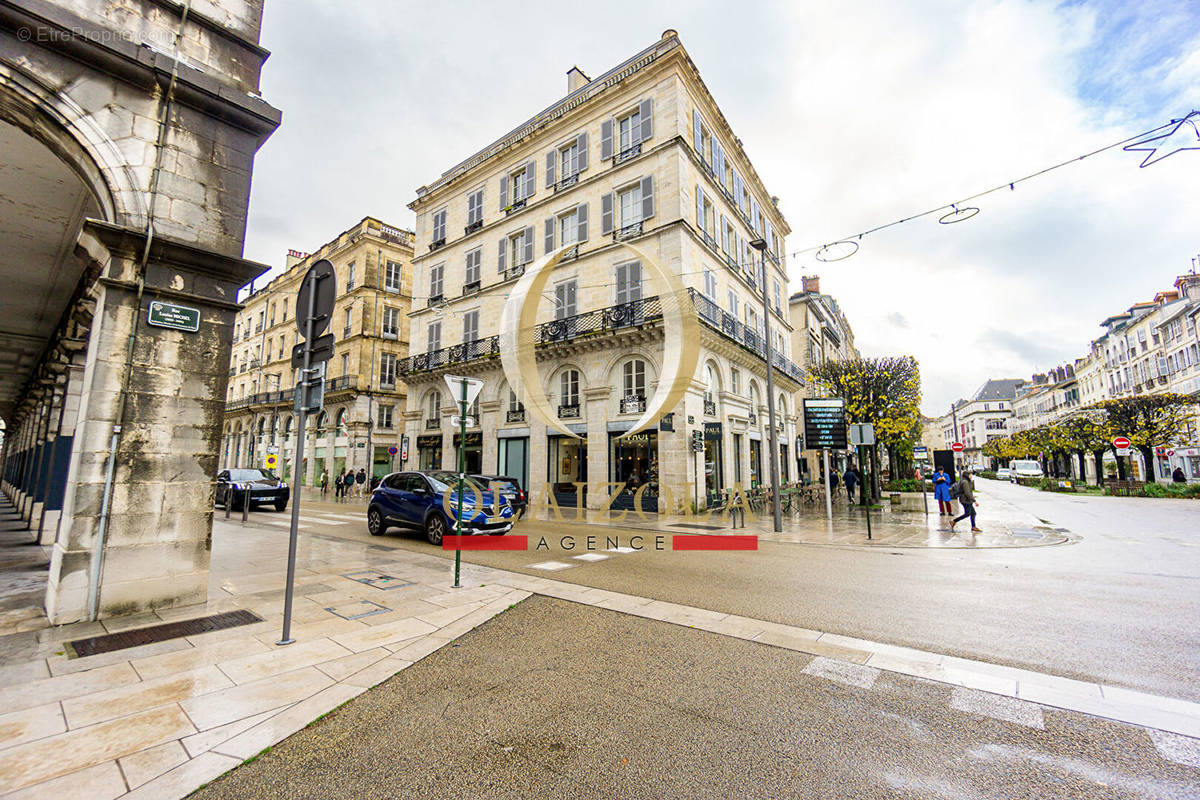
[356,468,367,499]
[843,464,858,503]
[932,466,952,514]
[950,469,981,532]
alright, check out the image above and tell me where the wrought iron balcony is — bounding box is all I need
[506,408,526,423]
[558,404,581,419]
[555,173,579,192]
[463,280,481,295]
[346,280,355,292]
[425,418,441,430]
[614,142,641,165]
[428,239,446,253]
[504,198,526,215]
[749,413,757,425]
[343,325,352,339]
[688,289,806,383]
[620,395,645,414]
[613,221,643,242]
[504,265,525,281]
[464,220,483,235]
[254,323,263,333]
[558,244,579,262]
[326,376,357,393]
[427,294,444,308]
[704,399,717,416]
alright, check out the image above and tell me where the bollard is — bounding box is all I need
[241,485,249,524]
[224,484,232,519]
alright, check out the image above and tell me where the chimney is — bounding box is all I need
[802,275,820,294]
[567,66,590,93]
[1175,273,1200,301]
[286,249,308,269]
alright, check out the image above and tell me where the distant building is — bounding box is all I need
[222,217,415,486]
[938,379,1025,470]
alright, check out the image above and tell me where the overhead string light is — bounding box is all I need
[787,111,1198,264]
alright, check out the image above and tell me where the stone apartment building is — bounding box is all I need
[788,276,860,480]
[399,30,804,511]
[1008,365,1079,435]
[222,217,414,486]
[938,379,1024,470]
[0,0,278,622]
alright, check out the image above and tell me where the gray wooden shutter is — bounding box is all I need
[499,175,508,210]
[546,150,556,188]
[600,119,613,160]
[720,214,729,252]
[640,176,654,220]
[544,217,554,254]
[714,143,724,181]
[576,132,588,171]
[733,171,743,211]
[639,98,653,141]
[522,225,534,264]
[601,192,614,234]
[577,202,588,242]
[693,109,702,152]
[696,185,704,227]
[497,237,506,272]
[523,161,535,198]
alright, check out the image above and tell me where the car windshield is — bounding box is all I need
[1012,461,1040,471]
[426,472,489,494]
[472,477,518,493]
[227,469,274,481]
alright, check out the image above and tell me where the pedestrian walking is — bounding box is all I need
[933,467,952,514]
[1172,466,1187,483]
[950,470,981,532]
[356,468,367,500]
[320,471,328,498]
[334,471,344,500]
[843,464,858,503]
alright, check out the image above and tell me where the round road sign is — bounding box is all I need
[264,454,278,469]
[387,446,398,456]
[295,258,336,338]
[951,442,965,452]
[1112,436,1131,449]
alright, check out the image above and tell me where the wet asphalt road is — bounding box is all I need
[266,480,1200,702]
[189,596,1200,800]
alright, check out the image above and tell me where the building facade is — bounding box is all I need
[938,379,1024,470]
[399,31,804,512]
[0,0,279,622]
[788,276,860,480]
[221,217,414,486]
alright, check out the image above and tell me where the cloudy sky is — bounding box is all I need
[243,0,1200,416]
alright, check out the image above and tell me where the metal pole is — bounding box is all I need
[453,380,466,588]
[754,243,783,532]
[278,271,317,647]
[822,448,832,519]
[860,444,872,540]
[921,465,928,515]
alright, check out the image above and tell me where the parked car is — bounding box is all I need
[470,474,527,518]
[216,469,289,512]
[995,467,1012,480]
[1009,460,1044,481]
[367,471,514,544]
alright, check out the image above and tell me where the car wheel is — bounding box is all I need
[274,499,288,512]
[425,514,446,546]
[368,507,385,537]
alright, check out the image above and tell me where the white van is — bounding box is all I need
[1009,460,1044,481]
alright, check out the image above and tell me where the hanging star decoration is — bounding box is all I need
[1123,111,1200,168]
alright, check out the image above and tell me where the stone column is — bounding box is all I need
[584,386,611,510]
[45,222,264,624]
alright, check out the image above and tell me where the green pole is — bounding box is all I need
[453,380,466,588]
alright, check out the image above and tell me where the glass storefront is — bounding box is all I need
[498,436,529,490]
[733,434,743,485]
[372,447,391,480]
[780,444,789,482]
[749,438,762,488]
[452,432,483,474]
[417,435,442,470]
[703,423,723,505]
[610,430,658,511]
[548,435,587,506]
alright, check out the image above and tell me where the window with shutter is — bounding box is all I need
[463,310,479,345]
[555,280,577,319]
[428,263,443,302]
[558,207,580,247]
[600,118,614,161]
[466,188,484,230]
[464,249,481,289]
[576,203,589,243]
[431,209,447,247]
[427,321,441,352]
[385,260,402,292]
[497,237,506,273]
[601,192,614,235]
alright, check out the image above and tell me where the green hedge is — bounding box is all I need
[975,470,997,480]
[882,478,933,492]
[1143,482,1200,499]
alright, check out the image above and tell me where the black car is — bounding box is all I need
[216,469,290,512]
[470,474,526,518]
[368,471,514,544]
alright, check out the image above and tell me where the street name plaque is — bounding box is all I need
[802,398,847,449]
[147,301,200,332]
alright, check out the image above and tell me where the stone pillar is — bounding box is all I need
[480,400,501,475]
[528,414,549,511]
[45,223,263,624]
[28,385,65,531]
[584,386,611,510]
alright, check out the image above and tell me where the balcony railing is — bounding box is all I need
[463,280,481,295]
[428,294,444,308]
[425,418,441,430]
[504,198,526,215]
[326,376,357,393]
[688,289,805,383]
[620,395,645,414]
[558,404,580,419]
[613,142,641,165]
[554,173,579,192]
[428,239,446,252]
[504,265,525,281]
[749,413,758,425]
[613,221,643,242]
[506,409,526,423]
[346,280,355,292]
[464,219,483,235]
[343,325,352,339]
[704,399,717,416]
[225,388,297,411]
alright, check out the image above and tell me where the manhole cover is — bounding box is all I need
[341,571,414,590]
[67,610,263,658]
[326,600,391,620]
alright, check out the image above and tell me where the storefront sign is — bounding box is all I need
[691,431,705,451]
[453,432,483,447]
[802,398,847,449]
[416,435,442,449]
[704,422,723,440]
[659,413,675,432]
[619,432,654,445]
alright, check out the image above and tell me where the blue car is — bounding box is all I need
[368,471,514,544]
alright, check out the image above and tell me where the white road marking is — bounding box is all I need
[529,561,575,571]
[260,520,309,530]
[951,687,1044,729]
[573,553,609,562]
[605,546,639,554]
[803,656,880,690]
[307,512,366,521]
[1149,729,1200,768]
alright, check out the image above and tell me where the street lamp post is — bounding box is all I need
[750,237,783,533]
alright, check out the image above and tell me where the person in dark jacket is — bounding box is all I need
[334,471,344,500]
[1173,466,1187,483]
[950,470,981,532]
[843,465,859,503]
[356,468,367,500]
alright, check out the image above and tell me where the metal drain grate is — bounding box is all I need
[67,610,263,658]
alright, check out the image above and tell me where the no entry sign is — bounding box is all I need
[1112,436,1130,449]
[951,442,965,452]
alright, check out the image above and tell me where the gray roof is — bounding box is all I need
[971,379,1025,402]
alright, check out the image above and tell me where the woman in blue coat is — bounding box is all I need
[932,467,952,515]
